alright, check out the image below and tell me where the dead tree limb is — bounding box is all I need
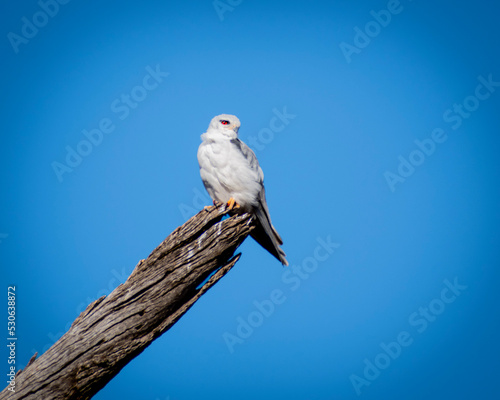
[1,205,254,400]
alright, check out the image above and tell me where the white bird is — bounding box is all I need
[197,114,288,266]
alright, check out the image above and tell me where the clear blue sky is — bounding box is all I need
[2,0,499,399]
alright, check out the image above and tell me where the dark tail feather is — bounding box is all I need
[250,205,288,266]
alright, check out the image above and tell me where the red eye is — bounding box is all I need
[220,120,229,125]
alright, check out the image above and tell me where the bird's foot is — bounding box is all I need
[204,200,224,211]
[226,197,240,210]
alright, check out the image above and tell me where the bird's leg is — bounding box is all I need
[226,197,240,210]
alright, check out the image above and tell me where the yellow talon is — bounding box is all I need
[226,197,240,210]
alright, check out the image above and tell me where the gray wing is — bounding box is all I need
[230,138,264,182]
[251,193,287,265]
[230,139,287,266]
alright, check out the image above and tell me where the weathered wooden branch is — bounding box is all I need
[1,205,254,400]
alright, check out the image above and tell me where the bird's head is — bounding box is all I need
[209,114,241,138]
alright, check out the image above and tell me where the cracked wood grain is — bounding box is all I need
[1,205,253,400]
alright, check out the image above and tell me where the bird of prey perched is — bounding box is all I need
[197,114,288,266]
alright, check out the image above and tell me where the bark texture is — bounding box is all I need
[1,205,253,400]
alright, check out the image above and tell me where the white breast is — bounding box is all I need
[198,135,262,208]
